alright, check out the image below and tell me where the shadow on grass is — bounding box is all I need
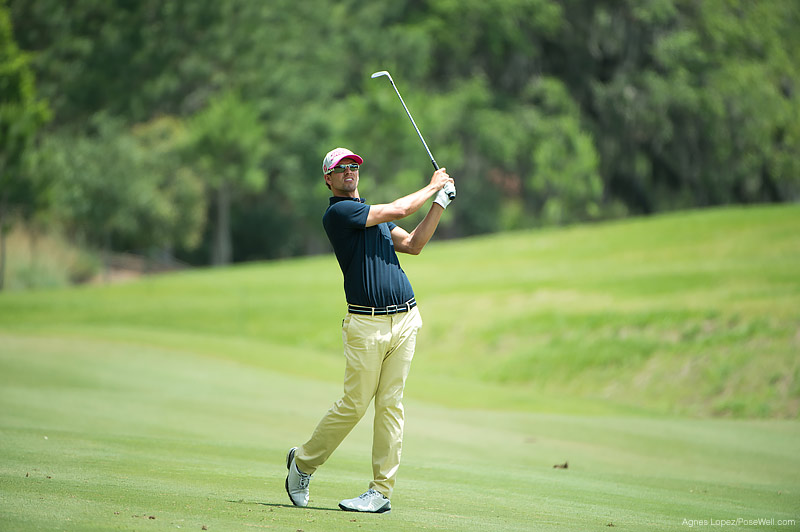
[227,500,340,513]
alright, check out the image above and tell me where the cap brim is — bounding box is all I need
[331,153,363,168]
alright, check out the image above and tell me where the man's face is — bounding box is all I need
[325,157,360,196]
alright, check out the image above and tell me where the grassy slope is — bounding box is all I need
[1,205,799,531]
[1,204,798,417]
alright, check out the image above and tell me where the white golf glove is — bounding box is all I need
[433,182,456,209]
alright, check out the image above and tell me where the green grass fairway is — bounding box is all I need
[1,205,799,531]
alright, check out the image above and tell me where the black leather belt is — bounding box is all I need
[348,297,416,316]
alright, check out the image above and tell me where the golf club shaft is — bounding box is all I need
[372,71,454,200]
[387,78,439,172]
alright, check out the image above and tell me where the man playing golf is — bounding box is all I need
[285,147,454,513]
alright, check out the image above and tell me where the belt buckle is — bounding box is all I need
[385,304,398,315]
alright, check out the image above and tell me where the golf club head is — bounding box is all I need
[370,70,393,83]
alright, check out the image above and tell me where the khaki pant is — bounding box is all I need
[295,307,422,499]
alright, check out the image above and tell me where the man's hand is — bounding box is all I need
[430,167,453,190]
[431,167,455,209]
[433,182,456,209]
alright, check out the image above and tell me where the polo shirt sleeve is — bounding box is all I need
[328,201,370,229]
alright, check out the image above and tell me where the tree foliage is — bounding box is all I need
[0,2,49,289]
[6,0,800,268]
[187,91,267,265]
[549,0,800,213]
[35,114,205,254]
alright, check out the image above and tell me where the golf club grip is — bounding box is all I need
[431,160,456,200]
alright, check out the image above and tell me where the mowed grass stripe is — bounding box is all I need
[1,333,797,531]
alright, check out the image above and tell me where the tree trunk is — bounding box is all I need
[0,228,5,292]
[211,182,232,266]
[0,193,7,292]
[103,230,111,284]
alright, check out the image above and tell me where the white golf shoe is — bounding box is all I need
[285,447,311,507]
[338,488,391,513]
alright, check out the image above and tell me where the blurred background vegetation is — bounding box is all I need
[1,0,799,289]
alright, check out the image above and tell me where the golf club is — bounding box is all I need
[371,70,455,200]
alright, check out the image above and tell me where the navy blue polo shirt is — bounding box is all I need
[323,197,415,308]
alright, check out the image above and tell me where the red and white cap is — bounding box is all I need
[322,147,363,175]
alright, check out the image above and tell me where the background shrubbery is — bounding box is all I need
[2,0,799,288]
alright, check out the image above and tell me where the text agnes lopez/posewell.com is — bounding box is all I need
[682,517,796,527]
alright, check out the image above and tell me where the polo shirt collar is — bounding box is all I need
[330,196,366,205]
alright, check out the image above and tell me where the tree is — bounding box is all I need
[36,114,206,269]
[187,91,268,265]
[0,3,49,290]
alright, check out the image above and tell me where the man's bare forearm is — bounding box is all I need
[366,184,438,227]
[392,184,439,218]
[366,168,452,227]
[398,203,445,255]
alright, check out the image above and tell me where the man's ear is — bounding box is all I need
[324,173,332,189]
